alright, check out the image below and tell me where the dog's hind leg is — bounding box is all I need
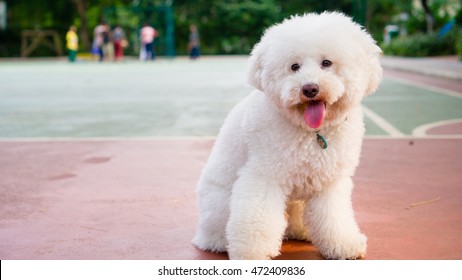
[192,178,231,252]
[192,121,248,253]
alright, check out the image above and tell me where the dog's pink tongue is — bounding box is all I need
[304,101,325,128]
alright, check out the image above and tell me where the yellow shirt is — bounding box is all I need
[66,30,78,51]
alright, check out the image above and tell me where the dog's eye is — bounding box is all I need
[291,63,300,71]
[321,60,332,67]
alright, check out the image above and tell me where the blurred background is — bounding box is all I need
[0,0,461,59]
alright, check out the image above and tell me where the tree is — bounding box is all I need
[72,0,90,50]
[420,0,434,33]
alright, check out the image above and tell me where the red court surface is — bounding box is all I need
[427,122,462,136]
[1,138,461,260]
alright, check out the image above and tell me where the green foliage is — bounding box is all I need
[1,0,461,57]
[381,28,459,57]
[374,0,461,57]
[208,0,281,54]
[174,0,359,55]
[360,0,413,43]
[0,29,20,57]
[174,0,282,55]
[456,29,462,60]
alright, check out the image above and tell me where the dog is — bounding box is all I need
[192,12,382,260]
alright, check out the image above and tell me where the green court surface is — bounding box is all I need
[364,79,462,137]
[0,57,460,139]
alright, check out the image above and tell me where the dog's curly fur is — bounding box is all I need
[192,12,382,260]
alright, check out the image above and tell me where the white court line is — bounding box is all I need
[382,76,462,139]
[385,75,462,99]
[362,105,406,138]
[412,118,462,137]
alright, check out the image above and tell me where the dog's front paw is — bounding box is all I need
[317,232,367,260]
[227,238,282,260]
[228,251,271,260]
[192,231,227,253]
[228,247,279,260]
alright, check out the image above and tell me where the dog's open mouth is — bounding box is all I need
[303,100,326,129]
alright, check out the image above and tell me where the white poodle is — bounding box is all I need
[193,12,382,260]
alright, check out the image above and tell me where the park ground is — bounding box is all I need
[0,56,461,259]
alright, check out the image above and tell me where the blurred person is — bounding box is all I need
[139,41,146,61]
[188,24,200,60]
[140,22,157,61]
[93,20,106,61]
[91,39,100,61]
[101,22,114,62]
[139,26,146,61]
[66,25,78,62]
[113,25,127,62]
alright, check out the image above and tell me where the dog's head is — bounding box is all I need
[248,12,382,129]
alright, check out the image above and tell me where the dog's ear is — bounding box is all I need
[247,42,265,91]
[365,44,383,96]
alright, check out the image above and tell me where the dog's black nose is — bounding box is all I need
[302,83,319,98]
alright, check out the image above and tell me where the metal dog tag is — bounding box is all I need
[316,133,328,149]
